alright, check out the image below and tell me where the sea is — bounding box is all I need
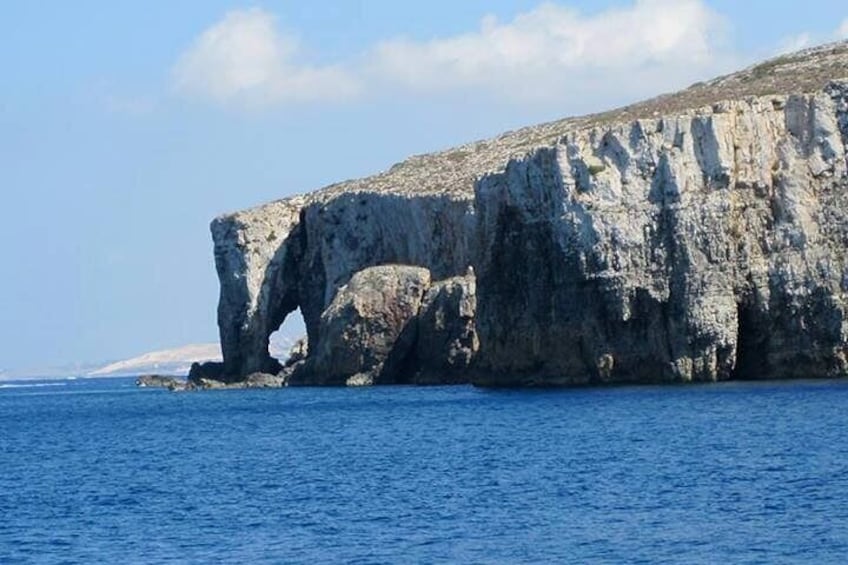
[2,377,848,563]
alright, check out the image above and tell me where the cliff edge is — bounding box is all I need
[209,41,848,386]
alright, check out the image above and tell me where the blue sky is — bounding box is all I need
[2,1,848,373]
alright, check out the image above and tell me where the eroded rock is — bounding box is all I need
[135,375,186,391]
[290,265,431,386]
[209,43,848,387]
[412,274,478,384]
[472,85,848,386]
[188,361,225,384]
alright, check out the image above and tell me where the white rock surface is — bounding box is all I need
[209,41,848,385]
[474,84,848,384]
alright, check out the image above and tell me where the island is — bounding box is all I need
[197,41,848,388]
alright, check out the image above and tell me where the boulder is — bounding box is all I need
[135,374,186,390]
[412,274,478,384]
[244,372,285,388]
[188,361,225,384]
[291,265,431,385]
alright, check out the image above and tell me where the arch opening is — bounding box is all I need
[269,307,307,367]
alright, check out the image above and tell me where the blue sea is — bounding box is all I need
[2,377,848,563]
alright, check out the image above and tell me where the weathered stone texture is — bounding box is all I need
[295,265,431,386]
[208,42,848,387]
[412,275,478,384]
[473,85,848,385]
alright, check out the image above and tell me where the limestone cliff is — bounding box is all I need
[210,41,848,386]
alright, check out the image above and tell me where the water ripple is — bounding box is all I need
[1,378,848,562]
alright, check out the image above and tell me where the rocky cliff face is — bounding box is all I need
[474,85,848,385]
[210,41,848,386]
[212,193,475,379]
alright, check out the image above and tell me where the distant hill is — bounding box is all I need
[87,343,222,377]
[0,334,302,381]
[87,333,300,377]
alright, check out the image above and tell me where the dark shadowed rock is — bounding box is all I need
[188,361,225,384]
[412,274,478,384]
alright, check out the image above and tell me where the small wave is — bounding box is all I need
[0,382,69,389]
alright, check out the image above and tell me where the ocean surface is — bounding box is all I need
[2,377,848,563]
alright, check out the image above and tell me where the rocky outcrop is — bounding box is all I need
[209,41,848,387]
[211,198,306,379]
[412,274,478,384]
[188,361,225,383]
[212,194,475,378]
[285,266,478,386]
[135,375,187,390]
[294,265,431,386]
[473,85,848,385]
[242,372,286,388]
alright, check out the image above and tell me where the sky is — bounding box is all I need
[2,1,848,373]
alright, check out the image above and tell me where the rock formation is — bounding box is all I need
[282,266,478,386]
[136,374,187,390]
[209,41,848,386]
[296,265,431,386]
[413,274,478,384]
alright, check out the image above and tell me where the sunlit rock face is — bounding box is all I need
[473,85,848,385]
[210,42,848,386]
[296,265,432,386]
[212,194,474,380]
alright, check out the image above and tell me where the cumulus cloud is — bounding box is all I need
[370,0,727,92]
[173,1,733,109]
[172,8,360,106]
[838,19,848,39]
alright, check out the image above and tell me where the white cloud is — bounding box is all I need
[838,18,848,39]
[172,8,360,106]
[173,1,734,110]
[370,0,727,93]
